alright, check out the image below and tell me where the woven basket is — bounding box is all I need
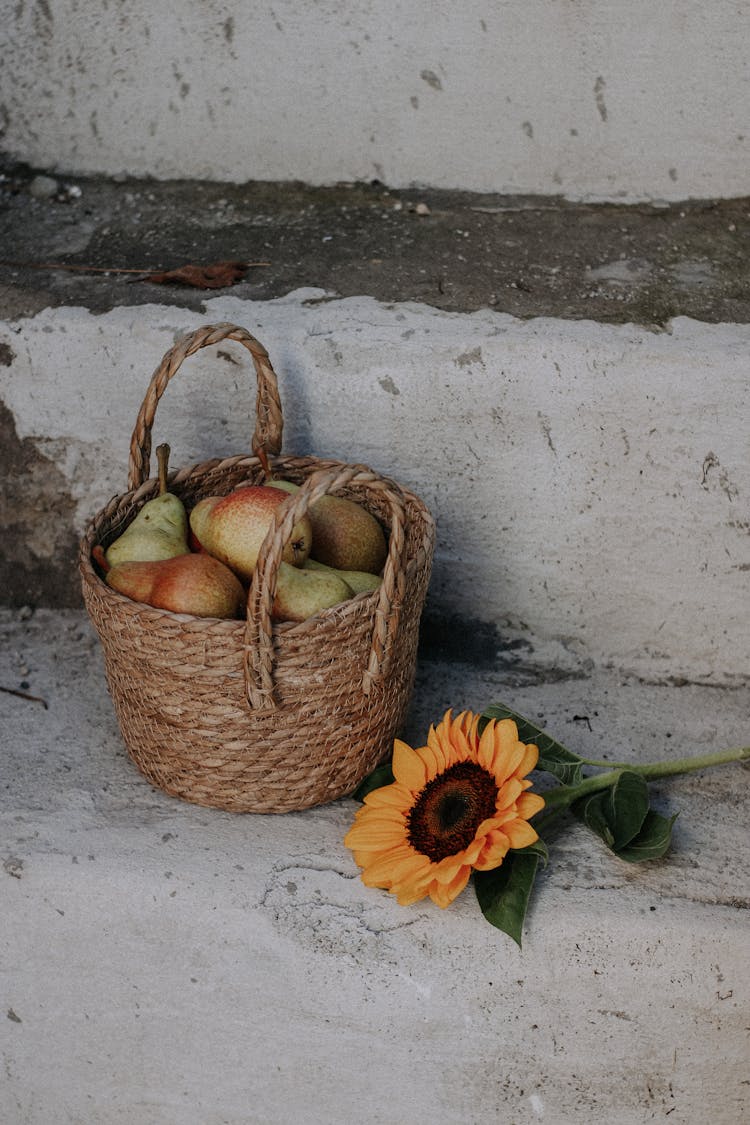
[79,323,435,813]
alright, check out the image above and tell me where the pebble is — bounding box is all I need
[28,175,59,200]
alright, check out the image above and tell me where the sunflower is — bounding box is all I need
[344,710,545,908]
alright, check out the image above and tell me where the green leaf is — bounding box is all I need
[480,703,585,786]
[616,810,678,863]
[350,762,394,802]
[606,770,649,849]
[573,791,615,848]
[574,771,653,855]
[474,845,543,948]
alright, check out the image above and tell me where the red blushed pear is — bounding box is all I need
[106,553,246,618]
[189,486,312,582]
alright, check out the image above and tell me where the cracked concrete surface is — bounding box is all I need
[1,608,748,1123]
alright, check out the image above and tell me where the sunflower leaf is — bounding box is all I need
[350,762,395,802]
[615,810,678,863]
[474,846,543,948]
[606,770,650,849]
[572,791,615,847]
[480,703,585,786]
[573,771,651,852]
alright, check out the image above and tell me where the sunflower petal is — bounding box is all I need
[428,866,471,908]
[477,721,497,772]
[517,741,540,776]
[473,833,511,871]
[516,791,545,819]
[362,848,429,888]
[426,724,450,771]
[449,711,474,760]
[363,784,412,812]
[392,739,429,792]
[395,882,431,906]
[504,818,540,849]
[344,821,406,850]
[430,842,481,883]
[496,776,524,810]
[413,742,442,781]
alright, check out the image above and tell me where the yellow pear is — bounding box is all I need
[267,478,387,575]
[189,485,312,582]
[106,553,246,618]
[303,558,382,594]
[272,561,353,623]
[106,444,189,567]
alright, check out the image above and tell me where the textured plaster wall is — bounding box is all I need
[1,293,748,682]
[2,0,749,200]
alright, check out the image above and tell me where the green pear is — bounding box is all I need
[106,444,189,568]
[303,557,382,594]
[189,485,312,582]
[267,478,387,575]
[106,553,246,618]
[272,561,353,623]
[265,478,299,496]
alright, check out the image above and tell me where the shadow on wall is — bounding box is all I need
[1,402,81,607]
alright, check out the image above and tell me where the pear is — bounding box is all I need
[267,479,387,575]
[106,444,189,568]
[303,557,382,595]
[308,494,387,574]
[271,561,353,623]
[189,485,312,582]
[106,553,246,618]
[266,479,299,496]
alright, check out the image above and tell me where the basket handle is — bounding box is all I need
[244,465,408,711]
[127,323,284,491]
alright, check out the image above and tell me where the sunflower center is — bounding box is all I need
[407,761,499,863]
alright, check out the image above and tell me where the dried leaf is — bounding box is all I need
[138,261,251,289]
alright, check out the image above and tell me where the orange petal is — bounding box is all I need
[517,742,539,776]
[344,821,405,850]
[449,711,474,760]
[395,882,431,906]
[426,724,450,771]
[428,866,471,908]
[496,776,524,811]
[477,721,497,772]
[504,818,539,849]
[431,846,477,884]
[362,848,428,888]
[431,711,460,763]
[413,742,442,781]
[516,791,545,819]
[473,833,511,871]
[392,739,429,792]
[363,782,411,811]
[348,838,405,867]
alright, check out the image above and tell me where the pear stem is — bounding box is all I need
[156,443,170,495]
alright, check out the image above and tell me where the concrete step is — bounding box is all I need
[1,272,748,680]
[1,172,749,1123]
[1,607,749,1125]
[3,2,748,202]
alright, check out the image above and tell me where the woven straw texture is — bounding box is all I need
[79,323,435,813]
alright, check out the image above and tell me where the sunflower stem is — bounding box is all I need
[541,746,750,813]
